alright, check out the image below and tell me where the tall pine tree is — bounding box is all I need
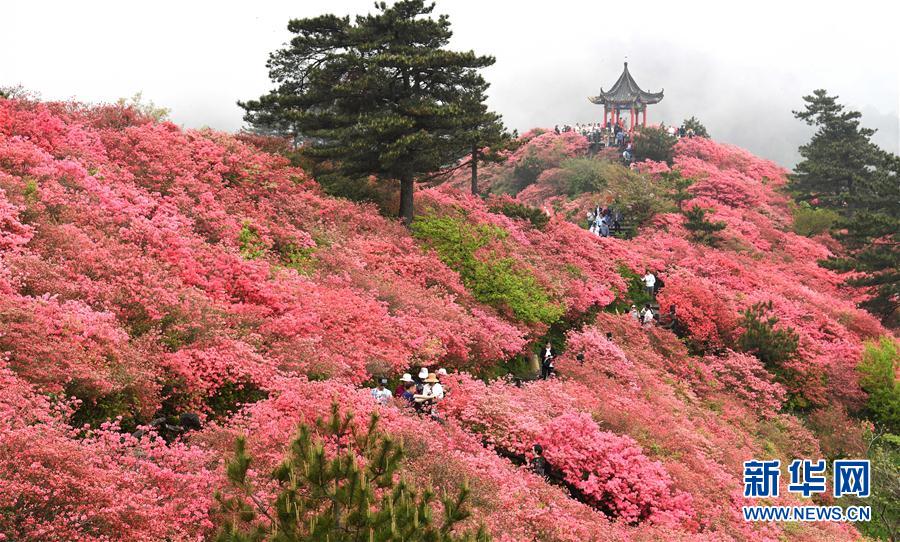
[239,0,502,223]
[789,89,881,210]
[790,90,899,326]
[823,153,899,326]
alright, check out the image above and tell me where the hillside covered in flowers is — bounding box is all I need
[0,97,893,541]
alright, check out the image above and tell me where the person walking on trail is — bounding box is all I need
[642,271,656,299]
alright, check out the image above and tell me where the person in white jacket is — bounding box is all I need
[642,271,656,299]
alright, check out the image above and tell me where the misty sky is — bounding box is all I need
[3,0,899,167]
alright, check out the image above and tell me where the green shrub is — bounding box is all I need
[858,337,899,433]
[214,403,490,542]
[238,222,267,259]
[633,126,677,164]
[683,206,727,247]
[792,204,840,237]
[611,169,677,227]
[65,382,144,432]
[560,157,609,195]
[412,214,562,324]
[607,265,653,313]
[737,301,800,372]
[509,150,545,193]
[206,381,268,419]
[488,200,549,230]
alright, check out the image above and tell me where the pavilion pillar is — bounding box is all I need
[642,108,647,127]
[602,105,608,128]
[630,107,635,132]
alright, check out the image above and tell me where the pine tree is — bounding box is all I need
[682,205,726,247]
[822,153,899,326]
[681,116,709,138]
[790,90,898,326]
[737,301,799,371]
[214,402,490,542]
[239,0,502,224]
[789,89,881,210]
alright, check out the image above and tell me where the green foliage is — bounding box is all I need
[214,403,490,542]
[822,154,899,326]
[681,116,709,138]
[607,265,653,313]
[65,381,144,431]
[661,170,696,211]
[789,89,882,211]
[682,206,726,247]
[116,92,170,122]
[632,126,677,164]
[737,301,800,372]
[560,157,609,196]
[509,150,545,194]
[277,242,317,275]
[487,201,549,230]
[238,222,267,259]
[791,202,840,237]
[239,0,502,223]
[845,432,900,541]
[608,166,676,227]
[412,214,562,324]
[858,337,900,434]
[206,382,269,419]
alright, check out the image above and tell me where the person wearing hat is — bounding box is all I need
[422,372,444,401]
[371,378,393,406]
[629,304,640,321]
[395,373,414,398]
[416,368,429,393]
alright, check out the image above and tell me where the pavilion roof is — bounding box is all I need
[589,62,664,106]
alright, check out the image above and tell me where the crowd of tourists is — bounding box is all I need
[555,122,634,154]
[585,205,623,237]
[370,367,449,421]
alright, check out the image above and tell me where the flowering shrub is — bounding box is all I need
[539,413,694,526]
[703,351,786,417]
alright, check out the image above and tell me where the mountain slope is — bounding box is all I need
[0,98,888,541]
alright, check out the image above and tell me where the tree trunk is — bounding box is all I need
[399,175,414,226]
[470,144,479,196]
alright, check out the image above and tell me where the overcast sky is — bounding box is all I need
[3,0,898,167]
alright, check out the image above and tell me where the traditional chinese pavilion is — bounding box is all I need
[589,62,663,132]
